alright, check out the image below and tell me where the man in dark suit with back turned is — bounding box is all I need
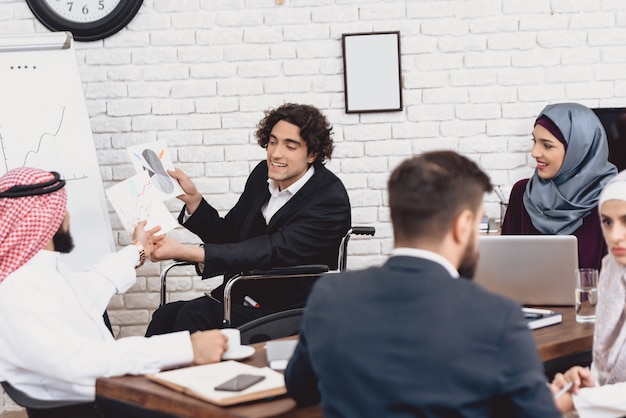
[285,151,561,418]
[146,103,351,335]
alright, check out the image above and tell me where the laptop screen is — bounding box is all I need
[473,235,578,306]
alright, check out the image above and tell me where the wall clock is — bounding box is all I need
[25,0,144,42]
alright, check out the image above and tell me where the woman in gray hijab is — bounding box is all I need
[501,102,617,270]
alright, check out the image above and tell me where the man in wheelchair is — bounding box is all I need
[146,103,351,335]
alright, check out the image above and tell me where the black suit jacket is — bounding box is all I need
[285,256,561,418]
[181,161,351,310]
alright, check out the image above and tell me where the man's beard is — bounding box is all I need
[53,228,75,254]
[457,234,479,280]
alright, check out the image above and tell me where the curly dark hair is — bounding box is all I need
[255,103,334,166]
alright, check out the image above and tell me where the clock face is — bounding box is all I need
[26,0,143,42]
[43,0,123,24]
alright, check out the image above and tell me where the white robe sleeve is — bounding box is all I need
[574,382,626,418]
[0,249,195,401]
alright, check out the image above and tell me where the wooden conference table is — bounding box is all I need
[96,307,593,418]
[533,306,594,362]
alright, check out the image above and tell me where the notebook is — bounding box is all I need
[473,235,578,306]
[523,308,563,330]
[147,360,286,406]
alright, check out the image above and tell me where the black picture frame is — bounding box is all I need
[342,31,402,113]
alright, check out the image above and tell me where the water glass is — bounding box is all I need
[575,268,598,323]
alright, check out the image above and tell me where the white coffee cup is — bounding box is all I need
[266,339,298,370]
[220,328,241,357]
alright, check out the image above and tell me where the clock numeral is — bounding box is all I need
[27,0,142,41]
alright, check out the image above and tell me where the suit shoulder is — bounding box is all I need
[244,161,269,186]
[310,267,381,296]
[314,165,349,199]
[250,160,268,176]
[455,278,521,312]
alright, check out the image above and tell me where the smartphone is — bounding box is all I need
[214,374,265,392]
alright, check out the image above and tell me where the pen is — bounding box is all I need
[522,307,554,315]
[243,296,261,308]
[554,381,573,400]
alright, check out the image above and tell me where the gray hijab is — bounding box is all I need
[523,102,617,235]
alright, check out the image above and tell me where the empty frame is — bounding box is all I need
[342,31,402,113]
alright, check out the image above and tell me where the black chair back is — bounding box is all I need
[237,308,305,344]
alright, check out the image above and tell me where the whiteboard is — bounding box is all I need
[0,32,114,270]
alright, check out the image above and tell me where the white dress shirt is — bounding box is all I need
[392,247,460,278]
[183,165,315,224]
[0,247,194,401]
[261,165,315,223]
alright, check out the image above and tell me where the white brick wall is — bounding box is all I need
[2,1,626,410]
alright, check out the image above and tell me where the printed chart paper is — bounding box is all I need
[127,140,184,201]
[106,171,178,235]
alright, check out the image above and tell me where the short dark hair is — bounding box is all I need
[388,151,493,243]
[255,103,334,166]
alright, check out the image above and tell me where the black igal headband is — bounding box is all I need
[0,171,65,198]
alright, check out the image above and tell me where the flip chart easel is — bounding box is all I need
[0,32,114,270]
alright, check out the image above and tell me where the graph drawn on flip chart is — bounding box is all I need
[2,105,87,180]
[0,32,114,270]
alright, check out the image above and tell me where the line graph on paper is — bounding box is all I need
[105,171,178,235]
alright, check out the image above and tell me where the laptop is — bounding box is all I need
[473,235,578,306]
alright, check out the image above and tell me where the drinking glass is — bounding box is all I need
[575,268,598,323]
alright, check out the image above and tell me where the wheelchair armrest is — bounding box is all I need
[243,265,329,276]
[222,265,329,327]
[337,225,376,271]
[159,260,196,306]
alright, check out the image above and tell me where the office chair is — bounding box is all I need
[238,307,305,344]
[0,381,96,418]
[159,226,375,327]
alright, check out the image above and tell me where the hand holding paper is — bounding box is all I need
[132,220,161,247]
[127,140,184,200]
[167,168,203,214]
[106,171,179,235]
[107,140,183,235]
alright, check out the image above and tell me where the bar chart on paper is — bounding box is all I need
[0,32,114,269]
